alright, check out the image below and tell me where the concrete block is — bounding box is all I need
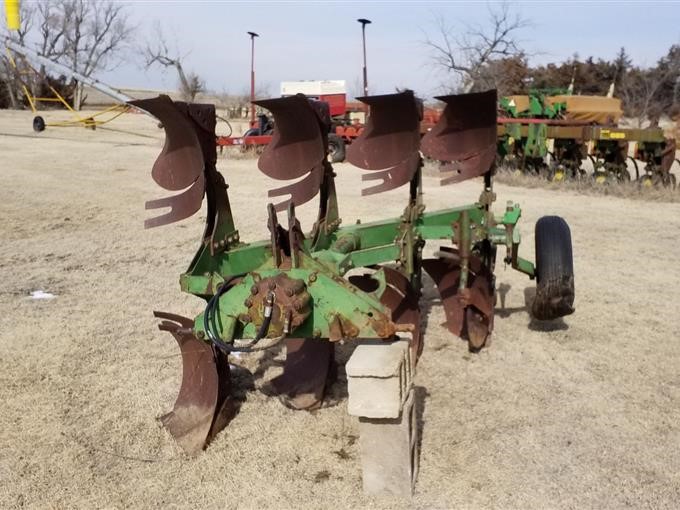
[346,338,412,418]
[358,388,418,497]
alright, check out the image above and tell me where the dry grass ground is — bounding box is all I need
[492,168,680,204]
[1,109,680,509]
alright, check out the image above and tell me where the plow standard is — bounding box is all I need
[133,89,575,496]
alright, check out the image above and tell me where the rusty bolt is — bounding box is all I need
[268,281,277,290]
[250,285,259,295]
[196,330,205,339]
[308,272,317,283]
[244,298,253,307]
[285,287,294,297]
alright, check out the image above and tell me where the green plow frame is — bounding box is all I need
[130,90,575,489]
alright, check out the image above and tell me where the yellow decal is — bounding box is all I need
[601,129,626,140]
[5,0,21,30]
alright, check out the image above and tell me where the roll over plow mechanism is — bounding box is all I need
[132,88,575,495]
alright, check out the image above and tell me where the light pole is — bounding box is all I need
[357,18,371,97]
[247,31,259,127]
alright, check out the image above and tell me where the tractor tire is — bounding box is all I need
[328,134,346,163]
[33,116,45,133]
[532,216,575,321]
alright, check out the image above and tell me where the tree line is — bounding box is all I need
[0,0,204,110]
[470,47,680,121]
[423,3,680,121]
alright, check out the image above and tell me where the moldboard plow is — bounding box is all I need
[132,89,575,496]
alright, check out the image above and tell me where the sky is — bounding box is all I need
[50,1,680,100]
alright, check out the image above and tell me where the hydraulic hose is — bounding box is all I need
[204,286,280,353]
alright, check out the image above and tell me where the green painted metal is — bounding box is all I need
[179,192,535,344]
[497,89,673,182]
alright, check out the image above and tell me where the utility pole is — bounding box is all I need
[357,19,371,97]
[247,31,259,126]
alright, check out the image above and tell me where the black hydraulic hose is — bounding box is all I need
[202,276,241,351]
[203,282,276,353]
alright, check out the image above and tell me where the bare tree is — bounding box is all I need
[225,83,273,119]
[1,1,36,108]
[423,2,531,92]
[144,24,205,102]
[620,68,677,127]
[63,0,135,109]
[2,0,134,110]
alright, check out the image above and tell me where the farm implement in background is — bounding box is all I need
[133,88,575,496]
[216,79,441,162]
[498,91,679,188]
[2,37,139,132]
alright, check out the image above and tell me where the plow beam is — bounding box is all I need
[421,90,497,185]
[253,95,329,211]
[154,312,234,455]
[129,96,208,228]
[346,91,422,195]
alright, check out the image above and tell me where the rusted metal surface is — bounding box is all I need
[154,311,234,455]
[421,90,497,185]
[129,96,206,228]
[270,338,335,410]
[346,91,422,195]
[380,268,423,363]
[245,274,311,337]
[253,95,329,211]
[267,165,325,212]
[422,249,494,351]
[360,152,422,196]
[349,267,422,363]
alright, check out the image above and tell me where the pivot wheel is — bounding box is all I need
[532,216,575,320]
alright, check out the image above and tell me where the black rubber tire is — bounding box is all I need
[532,216,575,320]
[33,116,45,132]
[327,134,346,163]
